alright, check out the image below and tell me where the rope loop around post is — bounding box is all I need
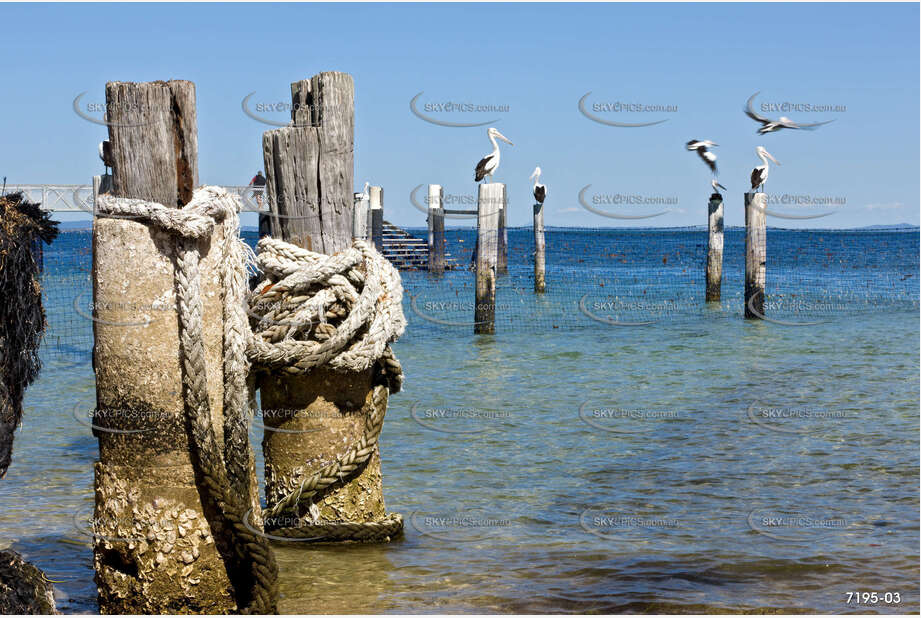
[95,186,278,614]
[247,236,406,542]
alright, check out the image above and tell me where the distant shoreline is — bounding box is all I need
[56,221,920,233]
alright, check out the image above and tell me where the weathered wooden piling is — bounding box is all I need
[92,80,238,613]
[259,72,391,534]
[475,183,503,334]
[352,191,369,241]
[263,73,353,252]
[533,201,546,293]
[706,193,723,302]
[744,192,766,318]
[497,200,508,274]
[427,184,445,274]
[370,185,384,252]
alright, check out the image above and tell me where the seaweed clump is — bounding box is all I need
[0,192,59,478]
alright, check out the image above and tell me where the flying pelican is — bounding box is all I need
[711,179,727,195]
[750,146,780,192]
[686,139,719,174]
[474,127,513,183]
[744,92,835,134]
[98,140,113,174]
[530,166,546,204]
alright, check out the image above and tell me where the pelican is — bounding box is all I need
[744,92,835,134]
[98,140,113,174]
[750,146,780,192]
[711,179,727,195]
[686,139,719,174]
[530,166,546,204]
[474,127,513,183]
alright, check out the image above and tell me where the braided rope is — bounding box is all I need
[96,187,278,614]
[248,237,405,541]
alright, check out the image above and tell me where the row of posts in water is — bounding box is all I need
[339,184,767,333]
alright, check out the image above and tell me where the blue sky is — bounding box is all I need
[0,2,917,229]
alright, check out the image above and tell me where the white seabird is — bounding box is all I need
[686,139,719,174]
[750,146,780,191]
[711,178,727,194]
[744,92,835,134]
[474,127,513,183]
[530,166,546,204]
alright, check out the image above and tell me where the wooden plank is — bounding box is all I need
[533,201,546,293]
[706,193,723,302]
[106,80,197,207]
[744,192,766,318]
[475,183,502,334]
[311,72,354,254]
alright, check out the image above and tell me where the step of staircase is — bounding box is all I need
[377,221,460,271]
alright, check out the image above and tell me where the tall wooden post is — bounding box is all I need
[263,73,353,253]
[497,200,508,274]
[370,186,384,252]
[475,183,502,334]
[427,184,445,274]
[744,192,766,318]
[352,191,369,240]
[533,201,546,293]
[260,72,392,535]
[706,193,723,302]
[92,80,238,613]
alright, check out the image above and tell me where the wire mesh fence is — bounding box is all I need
[34,224,920,364]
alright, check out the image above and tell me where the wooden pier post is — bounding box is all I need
[475,183,503,334]
[260,72,392,535]
[92,80,239,613]
[497,199,508,274]
[427,184,445,274]
[744,192,766,318]
[370,185,384,252]
[533,201,546,293]
[353,191,369,241]
[706,193,723,302]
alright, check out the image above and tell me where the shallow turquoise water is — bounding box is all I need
[1,228,918,613]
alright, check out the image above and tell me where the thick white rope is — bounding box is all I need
[247,237,406,378]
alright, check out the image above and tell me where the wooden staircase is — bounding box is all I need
[380,221,460,271]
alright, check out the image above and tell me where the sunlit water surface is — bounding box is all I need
[1,228,917,613]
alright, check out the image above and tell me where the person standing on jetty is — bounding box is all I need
[249,170,266,207]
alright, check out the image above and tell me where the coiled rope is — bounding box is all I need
[247,236,406,542]
[96,187,277,614]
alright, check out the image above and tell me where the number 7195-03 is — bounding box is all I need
[846,592,901,605]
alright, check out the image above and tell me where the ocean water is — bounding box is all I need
[1,227,918,613]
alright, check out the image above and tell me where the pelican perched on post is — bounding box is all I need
[711,179,727,195]
[744,92,835,135]
[474,127,513,183]
[530,166,546,204]
[686,139,719,174]
[98,140,113,174]
[750,146,780,192]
